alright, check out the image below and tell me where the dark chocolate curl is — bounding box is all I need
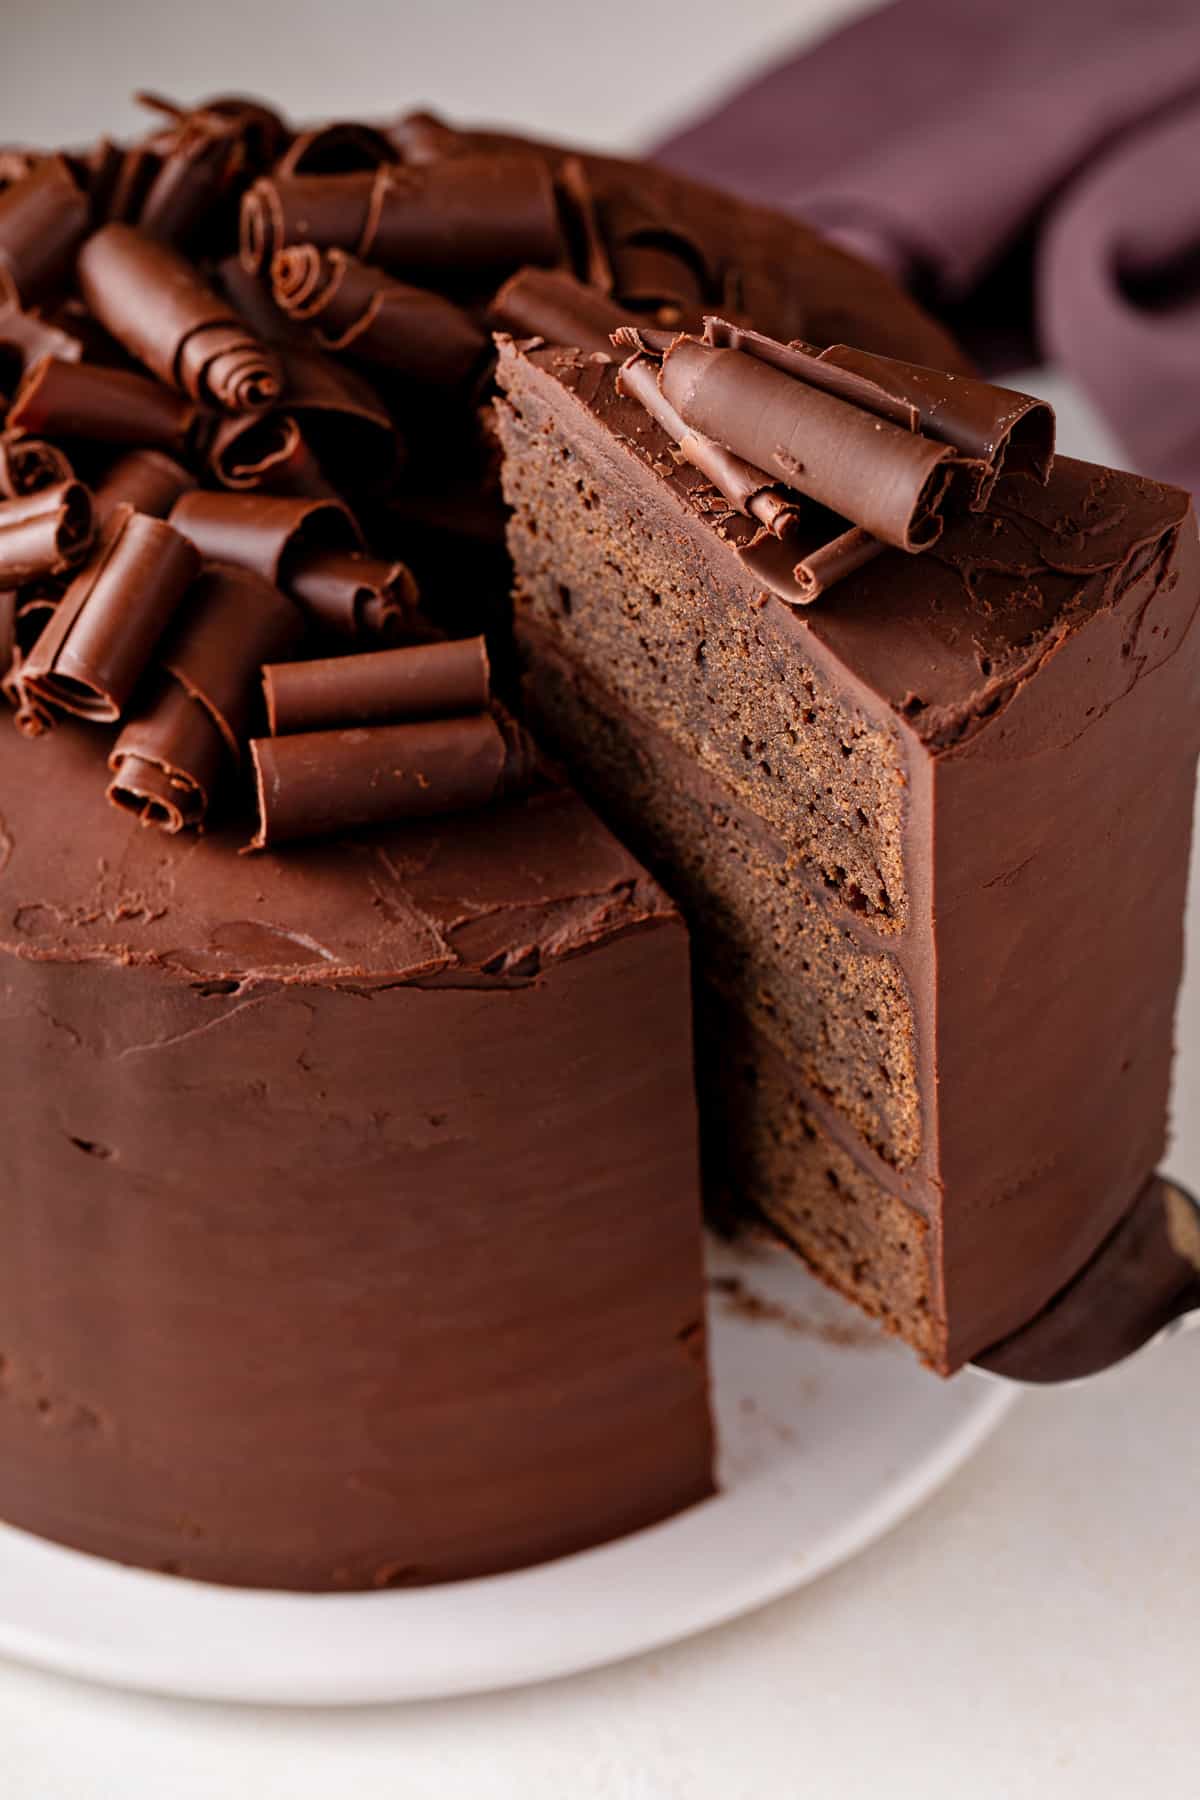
[208,412,339,497]
[0,156,89,302]
[0,581,62,735]
[240,172,376,274]
[0,285,84,378]
[20,507,199,722]
[8,355,197,453]
[617,353,802,531]
[271,246,486,387]
[0,432,74,498]
[737,520,884,606]
[248,707,535,848]
[703,320,1056,508]
[107,677,227,832]
[362,156,564,280]
[659,336,955,552]
[92,449,196,525]
[136,117,243,247]
[169,490,361,588]
[0,483,94,583]
[285,549,423,640]
[275,122,398,179]
[489,268,640,355]
[78,224,283,413]
[263,636,490,735]
[160,562,302,758]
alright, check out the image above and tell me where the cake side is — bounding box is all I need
[0,725,711,1589]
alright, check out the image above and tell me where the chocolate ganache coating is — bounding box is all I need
[0,723,711,1589]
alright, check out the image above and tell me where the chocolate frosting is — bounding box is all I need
[263,636,490,735]
[78,224,283,413]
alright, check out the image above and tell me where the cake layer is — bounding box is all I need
[497,336,1200,1370]
[521,623,921,1169]
[498,357,911,929]
[0,724,711,1589]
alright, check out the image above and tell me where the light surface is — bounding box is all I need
[3,0,1199,1792]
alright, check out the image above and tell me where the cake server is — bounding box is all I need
[972,1174,1200,1385]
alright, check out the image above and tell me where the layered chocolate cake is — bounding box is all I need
[1,89,1195,1591]
[496,326,1200,1371]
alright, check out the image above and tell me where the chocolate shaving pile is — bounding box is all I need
[0,93,604,845]
[613,318,1056,603]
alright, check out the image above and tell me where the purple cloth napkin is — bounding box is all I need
[653,0,1200,492]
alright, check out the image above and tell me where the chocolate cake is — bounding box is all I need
[3,88,1195,1592]
[495,329,1200,1372]
[0,96,975,1589]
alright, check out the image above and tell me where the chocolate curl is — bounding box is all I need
[168,490,361,586]
[598,191,712,326]
[263,636,489,734]
[0,431,74,498]
[240,172,375,274]
[616,352,803,536]
[78,224,284,413]
[108,561,300,833]
[241,156,563,283]
[0,276,85,378]
[703,320,1056,509]
[0,483,94,584]
[247,707,536,848]
[1,582,62,737]
[738,520,886,607]
[658,336,955,552]
[208,411,339,497]
[271,246,486,387]
[0,156,89,303]
[92,449,196,525]
[285,549,424,641]
[275,122,398,179]
[386,110,467,166]
[489,268,640,356]
[556,157,614,294]
[20,507,199,723]
[8,355,198,453]
[107,677,226,831]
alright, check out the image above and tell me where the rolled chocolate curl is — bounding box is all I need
[92,449,196,525]
[617,353,803,535]
[0,582,61,735]
[0,482,94,584]
[658,337,956,552]
[241,156,563,283]
[0,155,89,302]
[8,355,198,453]
[208,411,339,497]
[271,246,486,387]
[20,506,200,722]
[263,636,489,735]
[107,561,300,834]
[135,115,244,247]
[0,431,74,498]
[0,283,85,377]
[169,490,361,588]
[107,676,227,832]
[248,707,536,848]
[556,157,613,294]
[598,191,712,325]
[702,319,1056,508]
[489,268,639,356]
[160,561,302,758]
[275,121,398,179]
[78,223,283,413]
[284,549,424,640]
[738,520,885,607]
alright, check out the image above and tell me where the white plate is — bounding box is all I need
[0,1236,1014,1705]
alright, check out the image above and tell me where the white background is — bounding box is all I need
[2,1,1199,1793]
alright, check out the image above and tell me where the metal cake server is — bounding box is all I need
[972,1175,1200,1385]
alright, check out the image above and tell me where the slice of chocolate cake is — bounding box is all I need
[495,329,1200,1372]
